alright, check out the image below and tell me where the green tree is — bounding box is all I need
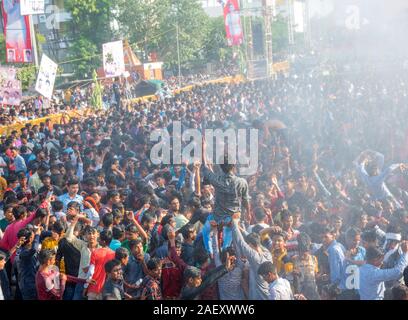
[68,36,99,79]
[16,65,38,91]
[115,0,210,73]
[65,0,113,79]
[202,16,233,64]
[272,14,289,55]
[114,0,170,56]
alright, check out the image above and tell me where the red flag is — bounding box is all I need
[223,0,243,46]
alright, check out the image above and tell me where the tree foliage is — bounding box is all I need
[65,0,112,79]
[115,0,211,72]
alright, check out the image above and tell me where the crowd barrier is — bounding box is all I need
[0,109,90,136]
[0,74,246,136]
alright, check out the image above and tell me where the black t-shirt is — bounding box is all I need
[56,238,81,277]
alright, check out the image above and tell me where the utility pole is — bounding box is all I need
[287,0,294,47]
[29,15,39,67]
[176,23,181,88]
[263,0,274,78]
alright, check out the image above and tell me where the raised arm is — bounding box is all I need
[231,217,260,267]
[64,215,85,251]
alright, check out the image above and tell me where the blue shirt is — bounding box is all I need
[340,246,366,290]
[14,155,27,173]
[359,253,408,300]
[58,193,84,212]
[327,240,346,286]
[123,253,150,296]
[355,151,400,200]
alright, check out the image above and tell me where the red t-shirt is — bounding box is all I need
[88,247,115,294]
[35,268,62,300]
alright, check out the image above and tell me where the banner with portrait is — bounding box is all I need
[223,0,243,46]
[103,40,126,78]
[20,0,45,15]
[35,54,58,99]
[0,67,22,106]
[1,0,33,63]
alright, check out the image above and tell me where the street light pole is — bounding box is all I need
[176,23,181,88]
[29,15,39,67]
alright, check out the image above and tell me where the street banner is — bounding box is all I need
[0,66,22,106]
[223,0,243,46]
[20,0,45,15]
[35,54,58,99]
[103,40,126,78]
[1,0,33,63]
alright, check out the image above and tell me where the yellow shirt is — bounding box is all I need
[41,237,66,274]
[0,176,7,201]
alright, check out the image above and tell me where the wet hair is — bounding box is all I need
[258,261,277,276]
[51,221,65,235]
[141,212,155,225]
[104,259,121,274]
[67,201,81,211]
[193,247,210,266]
[181,224,195,240]
[146,257,161,271]
[100,229,113,246]
[365,247,384,262]
[67,177,79,186]
[245,233,261,248]
[12,206,27,220]
[280,210,292,222]
[220,154,235,174]
[35,208,48,219]
[38,249,56,265]
[128,238,143,250]
[115,247,129,261]
[345,227,362,241]
[51,200,64,212]
[254,207,267,222]
[161,214,175,226]
[361,230,377,243]
[183,266,201,281]
[125,224,138,233]
[107,190,120,200]
[17,228,32,246]
[297,232,312,253]
[112,225,125,240]
[102,214,114,228]
[187,197,201,210]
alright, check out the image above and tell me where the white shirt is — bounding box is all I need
[269,278,294,300]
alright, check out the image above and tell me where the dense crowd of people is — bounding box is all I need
[0,69,236,126]
[1,61,408,301]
